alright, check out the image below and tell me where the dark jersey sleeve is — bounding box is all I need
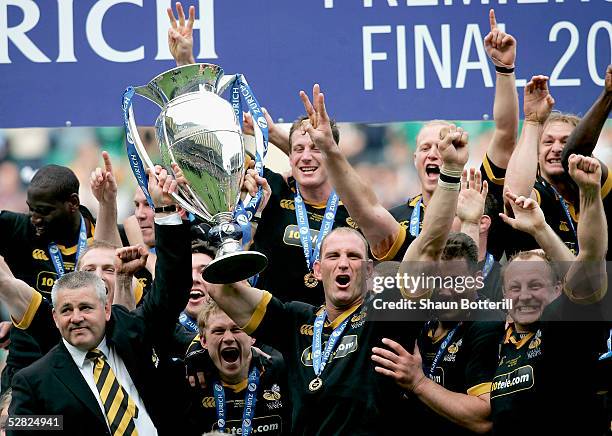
[464,321,505,396]
[243,292,314,353]
[0,211,26,257]
[480,154,506,198]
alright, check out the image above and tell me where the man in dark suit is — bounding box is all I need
[7,167,192,436]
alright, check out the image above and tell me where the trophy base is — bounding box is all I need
[203,251,268,284]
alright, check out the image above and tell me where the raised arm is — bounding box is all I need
[167,2,195,66]
[113,245,149,310]
[207,281,266,328]
[91,151,122,246]
[244,109,291,156]
[504,76,555,202]
[499,190,574,262]
[241,168,271,249]
[0,256,37,324]
[565,155,607,301]
[402,125,469,263]
[561,66,612,174]
[484,9,518,168]
[456,168,488,251]
[300,84,402,259]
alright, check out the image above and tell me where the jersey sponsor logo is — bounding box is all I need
[490,365,535,398]
[283,225,319,247]
[202,396,216,408]
[559,221,570,232]
[36,271,58,294]
[528,330,542,350]
[212,414,282,434]
[429,366,445,386]
[300,334,358,366]
[32,249,49,261]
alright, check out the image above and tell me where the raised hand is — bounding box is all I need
[524,75,555,124]
[300,84,336,153]
[147,166,178,208]
[167,2,195,66]
[438,124,469,172]
[115,245,149,276]
[484,9,516,68]
[605,65,612,95]
[568,154,602,192]
[499,189,546,235]
[90,151,118,205]
[457,168,488,224]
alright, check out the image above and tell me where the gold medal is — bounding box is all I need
[308,377,323,392]
[304,272,318,288]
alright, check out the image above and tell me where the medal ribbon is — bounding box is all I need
[213,365,260,436]
[541,181,578,251]
[312,310,350,379]
[178,312,198,333]
[48,216,87,278]
[294,185,339,271]
[426,322,462,380]
[409,197,423,237]
[122,86,154,209]
[482,252,494,280]
[231,75,269,248]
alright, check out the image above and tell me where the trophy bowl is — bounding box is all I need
[125,63,267,284]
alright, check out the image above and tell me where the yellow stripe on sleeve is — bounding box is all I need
[242,291,273,335]
[12,290,43,329]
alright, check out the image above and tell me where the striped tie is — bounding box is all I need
[86,349,139,436]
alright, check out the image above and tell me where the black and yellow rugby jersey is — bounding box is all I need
[490,295,610,435]
[504,173,612,260]
[251,168,354,306]
[243,292,420,435]
[187,348,290,435]
[0,206,95,391]
[388,154,507,262]
[0,206,95,297]
[407,320,503,435]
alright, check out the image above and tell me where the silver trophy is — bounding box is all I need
[125,63,267,284]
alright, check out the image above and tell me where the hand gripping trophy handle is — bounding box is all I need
[125,63,267,284]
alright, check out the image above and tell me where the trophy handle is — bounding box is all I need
[217,74,238,96]
[126,94,210,220]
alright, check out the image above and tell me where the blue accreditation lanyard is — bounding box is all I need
[213,366,260,436]
[543,181,578,248]
[600,329,612,361]
[231,75,269,248]
[482,252,494,280]
[48,216,87,278]
[178,312,198,333]
[426,322,462,379]
[409,197,423,237]
[312,310,350,379]
[294,185,339,271]
[122,87,155,209]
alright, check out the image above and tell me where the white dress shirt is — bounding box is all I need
[63,337,158,436]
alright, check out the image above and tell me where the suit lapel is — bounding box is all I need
[51,343,107,428]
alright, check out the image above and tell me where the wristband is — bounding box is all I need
[439,172,461,184]
[154,204,177,213]
[495,65,515,74]
[438,179,461,191]
[440,166,463,178]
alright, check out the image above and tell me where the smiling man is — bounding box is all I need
[179,243,215,333]
[186,301,289,435]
